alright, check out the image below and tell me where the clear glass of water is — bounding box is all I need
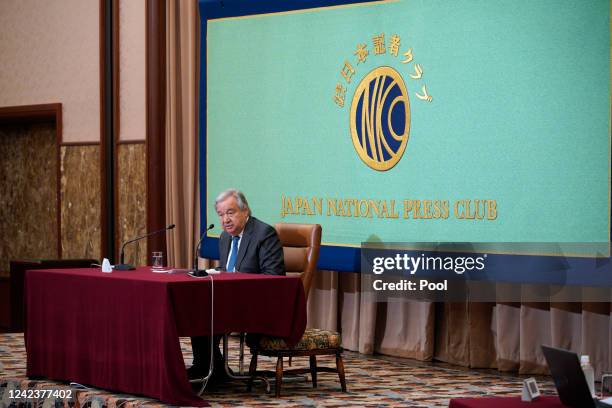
[152,251,164,270]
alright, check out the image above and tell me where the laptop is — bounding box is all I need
[541,345,612,408]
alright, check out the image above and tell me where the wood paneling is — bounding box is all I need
[0,122,59,272]
[146,0,166,253]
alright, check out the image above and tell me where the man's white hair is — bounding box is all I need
[215,188,251,215]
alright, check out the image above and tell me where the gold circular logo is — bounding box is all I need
[350,66,411,171]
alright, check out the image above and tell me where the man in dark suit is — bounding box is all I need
[188,188,284,381]
[217,190,284,275]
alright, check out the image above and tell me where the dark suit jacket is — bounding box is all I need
[219,216,285,275]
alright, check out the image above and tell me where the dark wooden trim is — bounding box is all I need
[0,103,60,124]
[117,139,146,145]
[99,0,109,261]
[113,0,120,142]
[100,0,117,262]
[146,0,166,253]
[56,106,63,258]
[0,103,63,259]
[112,0,121,262]
[60,141,101,146]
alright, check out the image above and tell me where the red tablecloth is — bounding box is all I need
[449,396,564,408]
[25,268,307,406]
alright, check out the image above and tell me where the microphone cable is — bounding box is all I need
[188,273,215,396]
[69,382,90,389]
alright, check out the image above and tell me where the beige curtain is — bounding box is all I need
[165,0,199,269]
[308,270,435,360]
[307,271,612,378]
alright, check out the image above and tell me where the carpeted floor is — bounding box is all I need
[0,332,556,407]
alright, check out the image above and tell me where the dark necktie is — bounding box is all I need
[227,236,240,272]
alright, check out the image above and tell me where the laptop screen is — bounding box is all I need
[541,345,595,408]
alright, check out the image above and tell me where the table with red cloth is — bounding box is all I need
[24,267,307,406]
[449,396,564,408]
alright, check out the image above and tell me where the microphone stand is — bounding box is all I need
[191,224,215,276]
[115,224,176,270]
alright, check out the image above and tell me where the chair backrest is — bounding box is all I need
[274,223,321,300]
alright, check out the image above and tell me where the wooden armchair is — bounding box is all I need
[247,223,347,397]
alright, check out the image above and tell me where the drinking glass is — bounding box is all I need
[152,251,164,270]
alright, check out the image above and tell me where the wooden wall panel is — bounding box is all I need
[117,143,147,266]
[60,145,102,261]
[0,122,58,273]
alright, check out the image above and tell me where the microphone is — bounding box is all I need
[192,223,215,277]
[114,224,176,270]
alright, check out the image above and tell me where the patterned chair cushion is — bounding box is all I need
[258,328,342,351]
